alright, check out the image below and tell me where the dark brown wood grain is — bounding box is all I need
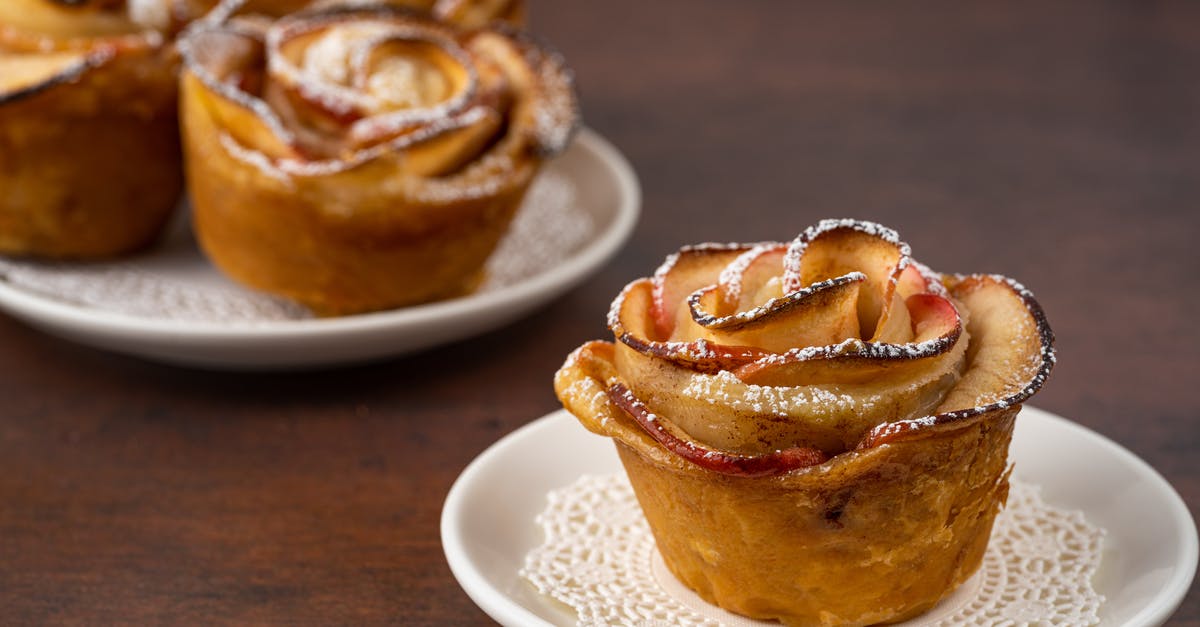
[1,1,1198,624]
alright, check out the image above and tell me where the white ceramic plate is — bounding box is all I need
[0,129,639,370]
[441,406,1199,627]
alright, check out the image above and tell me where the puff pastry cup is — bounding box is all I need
[0,1,212,257]
[554,219,1055,627]
[179,0,576,315]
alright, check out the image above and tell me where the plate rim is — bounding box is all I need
[0,127,640,343]
[440,405,1199,627]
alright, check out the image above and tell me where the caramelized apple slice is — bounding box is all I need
[783,219,909,337]
[463,28,575,156]
[612,279,768,373]
[181,29,301,160]
[861,274,1054,447]
[0,0,142,40]
[354,35,472,110]
[688,274,863,353]
[936,275,1053,412]
[436,0,525,28]
[376,106,502,176]
[613,312,969,456]
[649,244,750,340]
[607,383,828,477]
[713,244,786,312]
[733,292,962,386]
[0,51,98,98]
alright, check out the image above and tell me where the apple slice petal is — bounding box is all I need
[380,106,502,177]
[607,383,828,477]
[716,244,788,312]
[896,263,934,299]
[870,264,937,343]
[689,274,864,353]
[733,295,962,387]
[907,293,960,342]
[181,26,301,160]
[782,219,911,337]
[0,50,106,102]
[860,274,1054,448]
[650,243,753,340]
[934,275,1053,412]
[611,279,768,372]
[869,289,913,344]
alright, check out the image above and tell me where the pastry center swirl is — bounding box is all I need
[290,24,470,114]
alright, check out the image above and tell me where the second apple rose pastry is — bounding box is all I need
[0,1,213,257]
[179,1,577,315]
[204,0,525,27]
[555,219,1055,627]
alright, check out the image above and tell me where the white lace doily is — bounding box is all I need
[0,171,590,323]
[522,474,1105,627]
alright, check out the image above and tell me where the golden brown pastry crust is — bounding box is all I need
[554,220,1055,626]
[179,2,577,315]
[0,4,186,258]
[558,340,1016,626]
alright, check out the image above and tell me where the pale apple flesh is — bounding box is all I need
[607,382,829,477]
[649,244,748,340]
[0,0,143,41]
[592,220,1053,471]
[0,51,97,98]
[180,6,560,176]
[862,273,1054,448]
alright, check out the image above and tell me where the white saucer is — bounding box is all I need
[441,406,1199,627]
[0,129,639,370]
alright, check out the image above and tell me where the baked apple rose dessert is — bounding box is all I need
[204,0,525,26]
[0,0,211,257]
[179,0,576,314]
[554,219,1055,626]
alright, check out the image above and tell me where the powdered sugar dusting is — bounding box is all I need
[181,2,578,185]
[483,171,591,287]
[783,218,910,292]
[912,260,949,297]
[602,219,1055,468]
[689,272,867,330]
[128,0,172,31]
[715,244,773,304]
[267,16,477,126]
[682,370,881,417]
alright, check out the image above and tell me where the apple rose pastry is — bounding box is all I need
[0,1,210,257]
[554,219,1055,626]
[205,0,524,27]
[179,1,577,315]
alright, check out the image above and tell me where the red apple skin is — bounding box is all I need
[906,293,958,337]
[650,244,752,339]
[607,383,828,477]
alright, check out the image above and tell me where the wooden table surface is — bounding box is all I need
[2,1,1197,624]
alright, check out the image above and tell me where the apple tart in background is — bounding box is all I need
[179,0,577,315]
[204,0,525,27]
[0,1,215,257]
[555,219,1055,627]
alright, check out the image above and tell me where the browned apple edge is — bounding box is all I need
[607,274,1055,476]
[0,48,112,106]
[606,382,829,477]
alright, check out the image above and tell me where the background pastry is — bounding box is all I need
[555,219,1055,626]
[205,0,525,26]
[179,0,577,315]
[0,1,207,258]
